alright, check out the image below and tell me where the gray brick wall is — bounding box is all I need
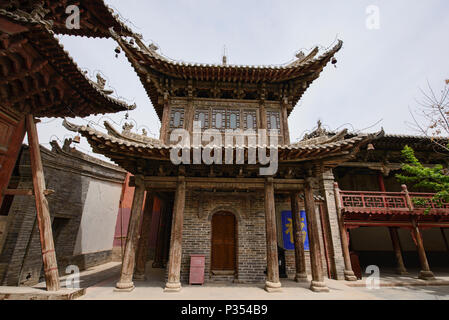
[179,191,267,284]
[0,144,126,286]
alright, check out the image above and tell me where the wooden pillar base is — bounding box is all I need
[310,281,330,293]
[164,282,182,292]
[264,281,282,293]
[344,270,357,281]
[295,272,308,283]
[114,281,135,292]
[419,270,436,281]
[133,273,146,281]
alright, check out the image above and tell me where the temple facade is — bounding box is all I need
[65,27,383,293]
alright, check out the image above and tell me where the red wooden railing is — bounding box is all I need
[334,183,449,216]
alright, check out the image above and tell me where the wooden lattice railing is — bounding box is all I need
[334,183,449,215]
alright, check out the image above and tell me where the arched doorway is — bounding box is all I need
[211,212,236,272]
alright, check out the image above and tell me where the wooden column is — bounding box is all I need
[411,218,435,280]
[115,176,146,291]
[26,114,60,291]
[333,183,357,281]
[0,118,26,208]
[290,193,308,282]
[388,227,408,275]
[304,177,329,292]
[159,93,170,144]
[152,198,167,268]
[134,192,155,281]
[164,176,186,292]
[259,102,267,130]
[281,99,290,145]
[264,178,282,292]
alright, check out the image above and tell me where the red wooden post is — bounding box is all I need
[388,227,408,275]
[411,218,435,280]
[134,192,155,281]
[402,185,414,211]
[26,114,60,291]
[377,173,386,192]
[333,183,357,281]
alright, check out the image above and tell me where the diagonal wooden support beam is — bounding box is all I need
[26,114,60,292]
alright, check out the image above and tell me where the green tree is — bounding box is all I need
[396,145,449,212]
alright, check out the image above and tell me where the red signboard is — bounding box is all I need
[189,255,205,285]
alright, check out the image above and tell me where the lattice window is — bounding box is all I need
[226,110,241,130]
[243,110,257,130]
[267,110,281,134]
[169,108,185,129]
[194,109,210,129]
[212,109,226,131]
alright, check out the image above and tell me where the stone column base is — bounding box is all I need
[164,282,182,292]
[133,273,146,281]
[419,270,436,280]
[114,281,135,292]
[310,281,330,293]
[264,281,282,293]
[344,270,357,281]
[294,273,308,283]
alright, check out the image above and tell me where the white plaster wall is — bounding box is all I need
[73,179,122,255]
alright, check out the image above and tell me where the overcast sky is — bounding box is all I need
[36,0,449,160]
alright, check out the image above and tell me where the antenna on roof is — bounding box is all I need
[222,45,228,66]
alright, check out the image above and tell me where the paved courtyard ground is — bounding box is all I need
[75,262,449,300]
[2,262,449,300]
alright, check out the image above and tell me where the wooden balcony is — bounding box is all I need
[334,184,449,216]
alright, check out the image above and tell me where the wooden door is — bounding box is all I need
[211,212,236,271]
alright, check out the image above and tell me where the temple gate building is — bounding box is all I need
[65,29,382,293]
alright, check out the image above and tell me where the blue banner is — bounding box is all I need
[281,210,309,251]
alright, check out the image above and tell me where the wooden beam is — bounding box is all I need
[26,114,60,292]
[3,188,55,196]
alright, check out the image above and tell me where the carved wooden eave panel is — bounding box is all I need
[0,0,135,38]
[0,9,135,118]
[111,27,343,120]
[63,119,381,178]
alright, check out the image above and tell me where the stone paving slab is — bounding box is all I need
[0,286,85,300]
[0,262,121,300]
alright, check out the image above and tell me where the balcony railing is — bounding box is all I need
[334,183,449,216]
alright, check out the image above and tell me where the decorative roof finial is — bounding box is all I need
[222,45,227,66]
